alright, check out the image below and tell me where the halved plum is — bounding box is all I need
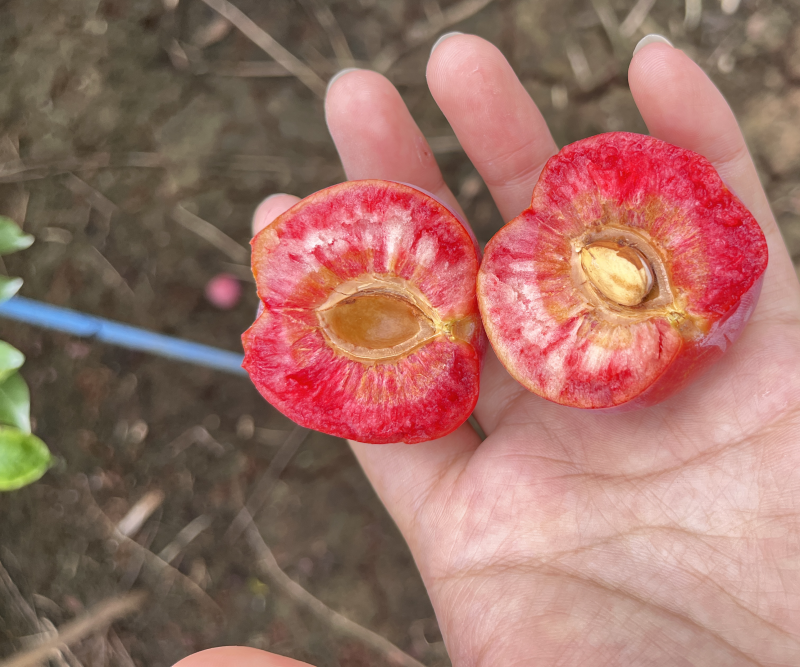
[243,180,486,443]
[477,132,768,410]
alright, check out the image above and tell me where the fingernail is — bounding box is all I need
[431,32,463,57]
[326,68,360,95]
[633,34,674,57]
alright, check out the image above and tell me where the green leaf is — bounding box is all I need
[0,276,22,303]
[0,427,51,491]
[0,342,24,383]
[0,372,30,433]
[0,216,34,255]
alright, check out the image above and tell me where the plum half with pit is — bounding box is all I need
[243,180,486,443]
[477,132,768,410]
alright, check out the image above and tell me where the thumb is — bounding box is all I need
[173,646,315,667]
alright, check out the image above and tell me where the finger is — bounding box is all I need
[629,42,800,321]
[173,647,314,667]
[253,194,301,235]
[426,34,558,222]
[326,67,523,438]
[325,68,464,218]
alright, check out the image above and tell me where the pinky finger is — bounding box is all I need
[253,194,301,235]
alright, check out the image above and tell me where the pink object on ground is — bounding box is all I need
[205,273,242,310]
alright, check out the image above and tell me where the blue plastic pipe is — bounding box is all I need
[0,296,248,376]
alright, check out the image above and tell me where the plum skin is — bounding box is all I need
[243,180,486,443]
[477,132,769,410]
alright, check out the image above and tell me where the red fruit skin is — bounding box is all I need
[243,180,486,443]
[478,132,768,410]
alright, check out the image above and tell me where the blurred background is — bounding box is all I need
[0,0,798,665]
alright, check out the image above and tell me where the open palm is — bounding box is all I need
[184,36,800,667]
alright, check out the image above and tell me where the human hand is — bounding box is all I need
[180,35,800,666]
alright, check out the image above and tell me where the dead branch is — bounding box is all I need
[0,152,289,183]
[80,246,136,300]
[684,0,701,30]
[373,0,495,73]
[171,205,250,264]
[204,60,290,77]
[158,514,214,564]
[116,490,166,539]
[224,423,310,544]
[298,0,355,68]
[191,15,233,48]
[0,557,40,629]
[0,592,146,667]
[589,0,627,56]
[0,558,79,667]
[565,38,594,91]
[197,0,326,97]
[245,523,425,667]
[619,0,658,38]
[107,630,136,667]
[61,174,118,220]
[219,262,254,282]
[0,153,163,183]
[167,424,227,457]
[80,482,222,616]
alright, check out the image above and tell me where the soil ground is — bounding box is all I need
[1,0,799,665]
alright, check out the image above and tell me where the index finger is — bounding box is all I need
[426,34,558,222]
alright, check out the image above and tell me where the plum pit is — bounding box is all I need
[317,280,439,362]
[579,241,654,307]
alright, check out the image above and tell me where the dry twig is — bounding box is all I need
[298,0,355,68]
[0,153,163,183]
[246,524,425,667]
[0,152,289,183]
[191,15,233,48]
[221,422,422,666]
[61,174,118,220]
[166,424,227,457]
[197,0,326,96]
[565,38,594,91]
[224,423,311,544]
[684,0,702,29]
[171,205,250,264]
[202,60,291,77]
[373,0,495,73]
[80,246,136,300]
[107,630,136,667]
[116,490,166,538]
[619,0,658,38]
[0,592,146,667]
[0,558,79,667]
[80,483,222,615]
[589,0,627,56]
[158,514,214,564]
[219,261,255,282]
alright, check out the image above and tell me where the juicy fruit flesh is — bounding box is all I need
[579,241,654,307]
[242,179,485,443]
[477,132,768,409]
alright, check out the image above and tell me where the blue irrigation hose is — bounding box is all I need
[0,296,248,376]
